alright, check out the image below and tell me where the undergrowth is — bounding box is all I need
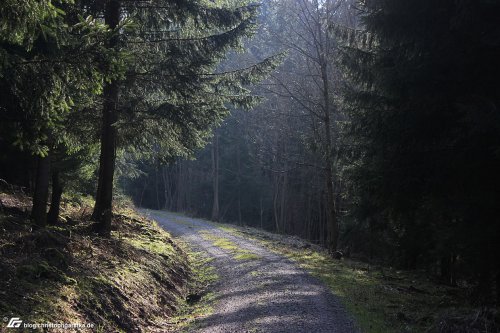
[0,191,210,332]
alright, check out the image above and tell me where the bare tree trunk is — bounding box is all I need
[139,177,148,207]
[280,172,287,234]
[47,170,63,225]
[236,145,242,225]
[155,161,160,210]
[186,165,193,210]
[260,195,264,229]
[162,166,171,210]
[176,161,184,211]
[318,193,324,245]
[31,155,50,227]
[273,175,280,232]
[211,132,220,221]
[92,0,121,237]
[321,51,339,250]
[306,193,312,240]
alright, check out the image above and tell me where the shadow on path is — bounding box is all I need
[141,209,359,333]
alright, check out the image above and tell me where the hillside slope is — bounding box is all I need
[0,190,198,332]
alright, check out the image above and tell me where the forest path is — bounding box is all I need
[141,209,358,333]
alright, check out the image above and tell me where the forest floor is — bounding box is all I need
[142,209,359,333]
[0,189,213,333]
[0,183,494,333]
[144,210,497,333]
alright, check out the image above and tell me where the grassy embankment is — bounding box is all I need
[0,189,216,332]
[214,223,493,333]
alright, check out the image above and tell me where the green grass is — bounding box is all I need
[250,271,262,277]
[212,238,240,252]
[234,253,261,261]
[124,235,175,257]
[168,245,219,332]
[199,230,260,261]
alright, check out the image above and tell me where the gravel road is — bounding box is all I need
[141,210,359,333]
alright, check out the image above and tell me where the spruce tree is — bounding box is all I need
[91,0,283,235]
[0,0,116,226]
[338,0,500,302]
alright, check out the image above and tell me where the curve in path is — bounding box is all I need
[142,210,359,333]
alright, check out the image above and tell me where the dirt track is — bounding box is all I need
[142,210,359,333]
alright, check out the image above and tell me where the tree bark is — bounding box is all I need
[47,170,63,225]
[92,0,121,236]
[260,195,263,229]
[211,132,220,221]
[139,177,148,207]
[155,161,160,210]
[320,52,339,251]
[162,166,171,210]
[236,145,242,225]
[31,155,51,227]
[273,175,280,233]
[280,142,288,233]
[176,161,184,211]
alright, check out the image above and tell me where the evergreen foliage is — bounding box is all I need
[1,0,118,226]
[337,0,500,302]
[117,0,284,157]
[90,0,283,233]
[0,0,113,156]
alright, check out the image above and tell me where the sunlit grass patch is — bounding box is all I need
[213,238,240,252]
[199,230,260,261]
[250,271,262,277]
[124,236,175,257]
[168,245,219,332]
[234,253,261,261]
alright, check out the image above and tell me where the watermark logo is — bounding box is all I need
[6,317,23,328]
[4,317,94,330]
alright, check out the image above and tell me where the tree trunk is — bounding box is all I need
[47,170,63,225]
[211,132,220,221]
[155,161,160,210]
[318,192,324,245]
[306,193,312,240]
[176,161,184,211]
[92,0,121,236]
[321,56,339,251]
[260,195,263,229]
[236,145,242,225]
[273,175,280,233]
[162,166,171,210]
[31,155,51,227]
[280,146,288,233]
[139,177,148,207]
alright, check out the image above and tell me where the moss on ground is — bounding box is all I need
[0,193,208,332]
[199,230,260,261]
[234,253,260,261]
[169,248,219,332]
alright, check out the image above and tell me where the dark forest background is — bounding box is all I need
[2,0,500,306]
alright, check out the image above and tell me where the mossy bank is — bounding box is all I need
[0,190,208,332]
